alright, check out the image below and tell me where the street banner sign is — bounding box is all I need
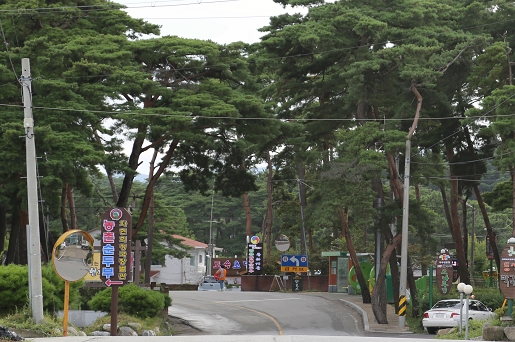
[500,240,515,298]
[247,240,263,275]
[100,207,132,287]
[281,254,308,273]
[436,249,453,295]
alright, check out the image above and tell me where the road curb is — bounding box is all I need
[339,299,370,332]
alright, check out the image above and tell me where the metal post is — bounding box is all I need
[470,206,475,277]
[297,175,308,256]
[375,198,381,281]
[465,294,470,339]
[399,140,411,328]
[429,265,433,308]
[464,284,473,340]
[457,282,465,335]
[208,191,214,276]
[21,58,44,323]
[459,292,463,334]
[490,259,493,288]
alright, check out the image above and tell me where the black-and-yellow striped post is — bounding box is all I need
[398,295,407,317]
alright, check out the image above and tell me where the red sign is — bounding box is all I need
[500,242,515,299]
[212,258,246,276]
[100,208,132,287]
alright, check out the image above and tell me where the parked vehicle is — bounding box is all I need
[81,240,91,250]
[422,299,495,334]
[198,275,226,291]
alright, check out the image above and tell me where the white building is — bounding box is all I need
[150,234,208,285]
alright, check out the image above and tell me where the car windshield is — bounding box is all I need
[432,301,461,309]
[203,276,218,283]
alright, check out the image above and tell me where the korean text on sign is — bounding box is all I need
[100,208,132,287]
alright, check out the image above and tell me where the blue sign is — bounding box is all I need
[281,254,308,267]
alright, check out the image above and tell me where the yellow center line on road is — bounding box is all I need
[215,302,284,335]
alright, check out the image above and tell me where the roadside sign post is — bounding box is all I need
[247,236,263,275]
[99,208,132,336]
[281,254,308,273]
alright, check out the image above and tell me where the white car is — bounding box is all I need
[422,299,495,334]
[198,275,226,291]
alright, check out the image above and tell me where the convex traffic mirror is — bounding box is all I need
[52,229,94,282]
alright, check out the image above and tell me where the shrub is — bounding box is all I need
[88,283,169,318]
[0,264,83,314]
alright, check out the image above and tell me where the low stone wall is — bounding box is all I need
[241,275,328,292]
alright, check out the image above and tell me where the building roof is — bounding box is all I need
[172,234,208,249]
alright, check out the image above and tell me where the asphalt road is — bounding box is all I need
[168,290,363,336]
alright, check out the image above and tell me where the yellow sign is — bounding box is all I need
[84,251,102,282]
[482,270,498,280]
[281,266,308,273]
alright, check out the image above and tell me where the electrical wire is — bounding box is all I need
[0,18,18,82]
[0,0,244,14]
[0,102,514,123]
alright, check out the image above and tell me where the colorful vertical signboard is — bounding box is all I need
[436,248,453,295]
[500,240,515,298]
[247,235,263,275]
[100,208,132,287]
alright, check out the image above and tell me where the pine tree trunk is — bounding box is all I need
[372,234,402,324]
[0,205,7,256]
[338,206,371,303]
[447,147,470,284]
[439,185,453,234]
[67,185,78,229]
[473,186,501,270]
[264,151,273,261]
[60,185,69,233]
[5,205,20,264]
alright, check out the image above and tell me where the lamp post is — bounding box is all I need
[457,282,465,334]
[207,190,215,276]
[464,284,473,340]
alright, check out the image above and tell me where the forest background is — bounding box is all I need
[2,0,515,323]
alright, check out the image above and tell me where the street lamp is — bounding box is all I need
[464,284,474,340]
[457,282,465,334]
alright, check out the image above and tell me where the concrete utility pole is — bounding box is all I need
[398,140,411,328]
[21,58,44,323]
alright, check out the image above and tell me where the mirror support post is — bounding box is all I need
[63,281,69,336]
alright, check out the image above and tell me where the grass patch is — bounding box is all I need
[435,319,486,339]
[83,313,174,336]
[0,311,64,337]
[0,310,178,338]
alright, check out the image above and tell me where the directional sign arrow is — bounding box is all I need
[290,256,300,266]
[105,279,124,287]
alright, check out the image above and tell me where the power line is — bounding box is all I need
[0,0,243,14]
[0,102,515,122]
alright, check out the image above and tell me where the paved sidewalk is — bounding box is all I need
[338,293,411,334]
[302,292,410,334]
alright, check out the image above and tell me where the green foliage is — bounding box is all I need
[435,319,486,340]
[0,311,65,337]
[88,283,169,318]
[0,264,82,314]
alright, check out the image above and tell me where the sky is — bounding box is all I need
[112,0,303,176]
[115,0,302,45]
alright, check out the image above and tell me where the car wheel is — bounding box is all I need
[426,327,438,334]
